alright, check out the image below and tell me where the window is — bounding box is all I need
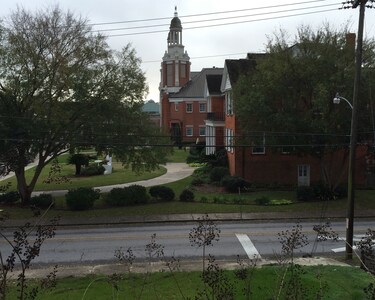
[167,64,173,86]
[225,128,234,152]
[252,133,265,154]
[175,103,179,112]
[199,103,206,113]
[199,126,206,136]
[180,63,186,78]
[225,91,233,115]
[186,126,193,137]
[186,103,193,113]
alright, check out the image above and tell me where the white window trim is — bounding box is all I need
[252,133,265,155]
[186,125,193,137]
[225,90,233,115]
[199,102,206,113]
[225,128,234,153]
[186,103,193,113]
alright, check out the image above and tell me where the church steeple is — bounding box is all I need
[160,7,190,90]
[168,6,182,46]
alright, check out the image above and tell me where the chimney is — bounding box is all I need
[346,33,356,55]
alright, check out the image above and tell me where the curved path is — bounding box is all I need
[32,163,195,197]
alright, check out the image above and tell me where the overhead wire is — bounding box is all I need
[94,2,341,34]
[104,7,341,37]
[89,0,339,27]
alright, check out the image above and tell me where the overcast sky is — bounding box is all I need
[1,0,375,102]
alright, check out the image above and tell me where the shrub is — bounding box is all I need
[186,154,201,164]
[193,165,212,176]
[65,187,100,210]
[149,186,175,202]
[296,186,315,202]
[209,167,230,183]
[126,185,149,205]
[30,194,54,208]
[179,189,195,202]
[106,185,149,206]
[255,196,271,205]
[0,191,20,204]
[80,164,105,176]
[106,188,129,206]
[221,175,249,193]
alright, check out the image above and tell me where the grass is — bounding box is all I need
[1,149,190,191]
[6,266,374,299]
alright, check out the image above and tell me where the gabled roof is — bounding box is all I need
[169,68,223,99]
[221,53,266,92]
[206,74,222,95]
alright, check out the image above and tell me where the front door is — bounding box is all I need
[298,164,310,186]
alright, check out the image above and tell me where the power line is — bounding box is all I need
[95,2,340,33]
[105,8,339,38]
[89,0,337,27]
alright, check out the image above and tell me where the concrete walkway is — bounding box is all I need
[29,162,195,197]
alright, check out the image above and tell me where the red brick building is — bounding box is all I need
[160,9,224,145]
[220,55,370,187]
[160,10,371,188]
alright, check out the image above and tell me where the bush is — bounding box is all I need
[186,154,201,164]
[296,186,315,202]
[30,194,54,208]
[80,164,105,176]
[149,186,175,202]
[221,175,249,193]
[126,185,149,205]
[0,191,20,204]
[65,187,100,210]
[209,167,230,183]
[107,185,149,206]
[179,189,195,202]
[105,188,129,206]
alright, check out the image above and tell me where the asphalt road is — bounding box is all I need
[2,219,374,265]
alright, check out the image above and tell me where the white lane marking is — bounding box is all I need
[332,246,358,253]
[236,233,261,259]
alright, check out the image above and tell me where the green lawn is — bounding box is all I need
[1,149,190,191]
[6,266,374,299]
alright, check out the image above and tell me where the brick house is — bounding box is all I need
[160,8,224,145]
[220,54,369,187]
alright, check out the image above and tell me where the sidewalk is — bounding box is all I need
[30,162,196,197]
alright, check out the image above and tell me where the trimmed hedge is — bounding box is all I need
[149,186,175,202]
[65,187,100,210]
[30,194,54,208]
[106,185,149,206]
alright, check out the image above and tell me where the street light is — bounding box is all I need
[333,93,353,109]
[333,92,357,260]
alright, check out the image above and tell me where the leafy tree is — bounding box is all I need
[0,7,170,204]
[235,24,375,189]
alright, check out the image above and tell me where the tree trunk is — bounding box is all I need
[15,159,45,205]
[75,163,81,175]
[15,167,33,205]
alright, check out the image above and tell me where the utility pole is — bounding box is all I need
[344,0,372,260]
